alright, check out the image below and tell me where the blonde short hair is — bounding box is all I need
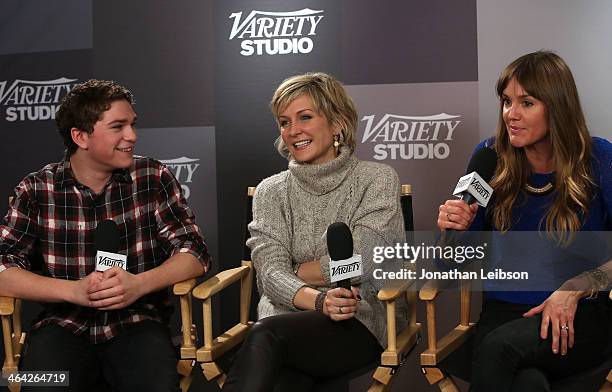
[270,72,357,159]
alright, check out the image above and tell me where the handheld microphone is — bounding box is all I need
[452,147,498,207]
[327,222,362,291]
[94,220,127,272]
[93,220,126,326]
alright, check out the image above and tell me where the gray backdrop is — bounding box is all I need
[1,1,610,391]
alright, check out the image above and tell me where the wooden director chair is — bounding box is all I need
[180,184,421,391]
[0,197,199,392]
[1,283,199,392]
[419,274,612,392]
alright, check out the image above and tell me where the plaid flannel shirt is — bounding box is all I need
[0,155,210,343]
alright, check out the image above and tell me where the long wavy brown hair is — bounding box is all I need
[490,51,594,241]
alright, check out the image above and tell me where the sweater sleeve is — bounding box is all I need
[246,175,308,310]
[319,163,407,290]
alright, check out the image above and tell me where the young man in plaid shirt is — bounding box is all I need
[0,80,210,391]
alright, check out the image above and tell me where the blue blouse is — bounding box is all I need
[469,136,611,305]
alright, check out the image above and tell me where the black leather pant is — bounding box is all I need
[223,310,382,392]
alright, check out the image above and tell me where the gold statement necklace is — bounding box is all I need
[524,181,554,195]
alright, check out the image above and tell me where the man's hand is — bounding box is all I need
[87,267,146,310]
[71,271,105,306]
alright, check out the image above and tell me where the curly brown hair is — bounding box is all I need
[56,79,134,156]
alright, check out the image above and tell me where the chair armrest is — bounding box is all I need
[419,279,444,301]
[175,270,246,361]
[0,296,15,316]
[378,287,402,301]
[173,278,197,296]
[175,269,251,360]
[192,261,254,366]
[378,280,416,301]
[419,277,471,302]
[193,265,251,300]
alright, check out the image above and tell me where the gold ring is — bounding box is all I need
[339,306,343,314]
[561,325,569,331]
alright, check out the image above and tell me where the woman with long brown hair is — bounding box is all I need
[438,51,611,390]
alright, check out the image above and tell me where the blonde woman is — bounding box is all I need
[223,73,408,391]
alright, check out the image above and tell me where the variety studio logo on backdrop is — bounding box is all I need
[360,113,462,160]
[160,157,201,199]
[0,77,79,122]
[228,8,324,56]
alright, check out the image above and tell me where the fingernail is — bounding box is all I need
[553,349,558,353]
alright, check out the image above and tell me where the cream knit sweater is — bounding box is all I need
[247,147,409,347]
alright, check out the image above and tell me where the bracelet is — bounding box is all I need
[293,262,301,276]
[315,292,326,312]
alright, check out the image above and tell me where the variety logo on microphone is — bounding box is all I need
[329,255,363,283]
[360,113,462,160]
[452,172,494,207]
[228,8,325,56]
[0,77,79,122]
[160,156,201,199]
[95,250,127,272]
